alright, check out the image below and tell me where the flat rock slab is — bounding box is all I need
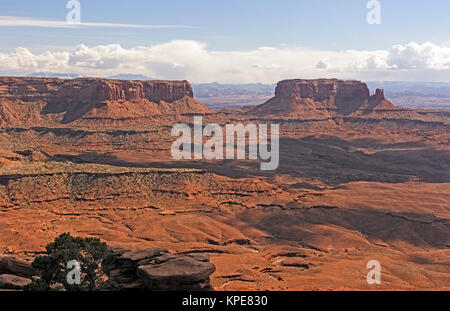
[138,256,215,288]
[0,257,36,278]
[0,274,32,289]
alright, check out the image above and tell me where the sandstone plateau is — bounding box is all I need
[0,77,212,127]
[250,79,409,118]
[0,77,449,291]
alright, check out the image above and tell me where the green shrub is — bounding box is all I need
[25,233,108,291]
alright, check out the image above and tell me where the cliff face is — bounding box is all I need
[0,77,210,127]
[274,79,370,102]
[0,77,63,102]
[0,77,194,103]
[52,79,194,103]
[250,79,399,118]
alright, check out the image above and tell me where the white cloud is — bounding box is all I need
[1,41,450,83]
[0,16,193,29]
[387,41,450,70]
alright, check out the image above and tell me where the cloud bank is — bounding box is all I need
[1,41,450,83]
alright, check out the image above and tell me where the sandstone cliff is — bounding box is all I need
[249,79,401,118]
[0,77,211,127]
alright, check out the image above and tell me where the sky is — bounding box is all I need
[1,0,450,83]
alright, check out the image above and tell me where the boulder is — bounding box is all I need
[102,247,169,290]
[137,255,216,290]
[0,256,37,278]
[102,247,215,291]
[0,274,32,289]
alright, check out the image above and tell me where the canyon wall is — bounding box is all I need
[0,77,194,103]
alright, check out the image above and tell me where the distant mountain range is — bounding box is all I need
[107,74,153,80]
[27,72,154,81]
[27,72,84,79]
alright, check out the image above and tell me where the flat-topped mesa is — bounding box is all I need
[0,77,211,127]
[53,78,194,103]
[250,79,399,118]
[0,77,194,103]
[274,79,370,102]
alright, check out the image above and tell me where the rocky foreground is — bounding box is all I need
[0,248,215,291]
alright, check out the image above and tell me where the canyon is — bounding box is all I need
[0,77,449,290]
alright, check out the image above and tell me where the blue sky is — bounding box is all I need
[2,0,450,51]
[1,0,450,83]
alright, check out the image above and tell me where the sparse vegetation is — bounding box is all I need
[25,233,108,291]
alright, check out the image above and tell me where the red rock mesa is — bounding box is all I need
[0,77,212,127]
[250,79,400,118]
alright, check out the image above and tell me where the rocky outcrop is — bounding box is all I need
[250,79,400,118]
[0,247,216,291]
[102,247,216,291]
[50,78,194,104]
[0,77,211,127]
[0,257,36,290]
[137,254,215,290]
[365,88,396,110]
[0,77,193,103]
[0,274,32,290]
[0,256,36,278]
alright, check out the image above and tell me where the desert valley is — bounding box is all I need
[0,77,448,290]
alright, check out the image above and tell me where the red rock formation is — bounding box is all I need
[0,77,211,127]
[365,88,396,110]
[0,77,64,102]
[52,78,194,104]
[250,79,400,118]
[273,79,369,102]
